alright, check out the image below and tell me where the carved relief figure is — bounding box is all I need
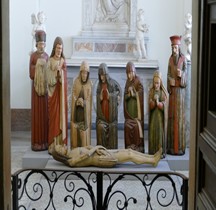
[124,61,144,153]
[29,30,49,151]
[31,11,47,53]
[47,37,68,154]
[148,70,168,157]
[52,144,162,168]
[71,61,93,148]
[183,13,192,61]
[95,0,127,22]
[136,9,148,59]
[167,35,187,155]
[96,63,121,149]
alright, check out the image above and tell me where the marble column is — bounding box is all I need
[185,60,191,147]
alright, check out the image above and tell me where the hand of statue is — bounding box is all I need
[128,86,132,92]
[154,94,158,100]
[55,70,61,78]
[96,148,107,156]
[80,153,89,160]
[55,65,62,78]
[117,95,120,105]
[37,58,46,66]
[154,94,159,104]
[128,86,134,97]
[55,63,61,71]
[76,98,84,107]
[100,90,103,101]
[177,69,182,77]
[149,99,157,109]
[96,147,111,158]
[169,78,175,86]
[106,89,109,99]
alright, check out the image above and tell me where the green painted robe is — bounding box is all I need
[148,89,168,157]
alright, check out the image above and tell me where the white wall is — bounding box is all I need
[10,0,191,108]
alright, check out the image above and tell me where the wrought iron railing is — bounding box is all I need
[11,169,188,210]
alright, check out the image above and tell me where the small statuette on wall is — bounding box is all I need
[183,13,192,61]
[30,11,47,54]
[136,9,149,60]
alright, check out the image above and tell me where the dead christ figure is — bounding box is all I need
[51,143,162,168]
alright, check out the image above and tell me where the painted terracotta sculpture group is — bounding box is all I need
[29,31,187,168]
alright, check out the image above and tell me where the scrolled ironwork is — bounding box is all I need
[11,169,188,210]
[101,172,186,209]
[61,171,96,209]
[148,174,183,208]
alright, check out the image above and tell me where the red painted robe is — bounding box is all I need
[101,83,109,121]
[47,57,68,147]
[29,51,49,151]
[167,55,187,155]
[96,77,120,149]
[124,75,144,153]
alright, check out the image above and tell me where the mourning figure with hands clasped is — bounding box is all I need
[71,60,93,148]
[47,37,68,154]
[124,61,145,153]
[96,63,121,149]
[148,70,168,158]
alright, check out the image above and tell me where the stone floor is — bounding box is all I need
[11,130,189,209]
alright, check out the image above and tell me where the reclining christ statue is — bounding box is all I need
[50,143,162,168]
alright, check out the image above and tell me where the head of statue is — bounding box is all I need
[126,61,136,82]
[153,70,162,91]
[170,35,181,56]
[170,35,181,45]
[51,36,65,59]
[98,63,109,83]
[35,30,46,53]
[80,60,89,83]
[35,30,46,42]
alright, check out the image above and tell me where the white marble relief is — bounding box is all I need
[94,0,128,23]
[95,43,126,52]
[71,1,152,62]
[75,43,93,52]
[82,0,137,37]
